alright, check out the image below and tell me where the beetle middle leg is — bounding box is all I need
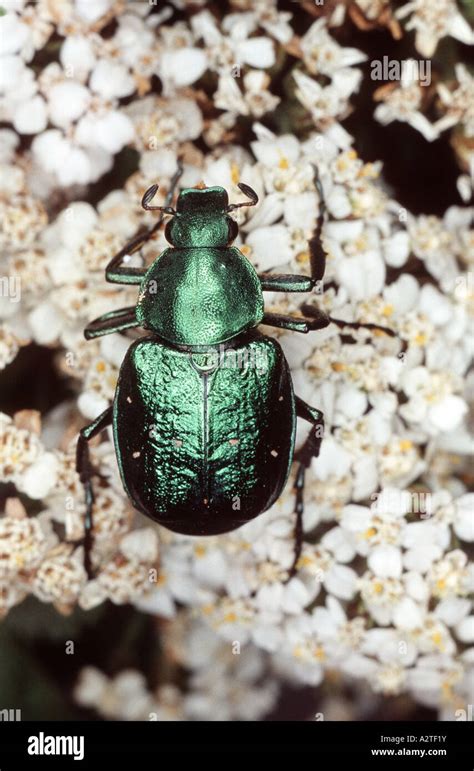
[76,406,113,578]
[84,306,139,340]
[288,396,325,580]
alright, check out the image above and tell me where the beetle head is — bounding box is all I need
[165,186,237,248]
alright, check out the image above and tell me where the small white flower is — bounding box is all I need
[453,494,474,542]
[397,0,474,57]
[0,12,29,57]
[294,70,362,127]
[191,10,275,77]
[436,65,474,138]
[89,59,135,100]
[21,452,59,498]
[407,654,464,709]
[374,79,439,142]
[75,0,114,24]
[341,492,406,556]
[359,572,405,625]
[368,544,403,578]
[12,94,47,134]
[400,366,468,436]
[75,110,134,154]
[455,616,474,643]
[435,596,471,627]
[28,300,63,345]
[392,596,425,629]
[59,35,96,81]
[32,129,110,187]
[245,225,291,270]
[158,48,208,92]
[324,563,358,600]
[313,437,353,481]
[48,81,90,128]
[300,19,367,78]
[382,230,410,268]
[362,628,417,666]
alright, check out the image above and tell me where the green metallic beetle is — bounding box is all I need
[77,164,396,578]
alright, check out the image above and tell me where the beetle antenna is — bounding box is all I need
[141,183,176,214]
[226,182,258,212]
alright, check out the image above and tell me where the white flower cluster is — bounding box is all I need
[75,614,278,721]
[0,0,472,721]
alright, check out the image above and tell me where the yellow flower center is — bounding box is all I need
[363,527,377,539]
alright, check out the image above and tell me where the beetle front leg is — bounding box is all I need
[258,165,327,295]
[105,161,183,284]
[288,397,325,580]
[105,231,150,285]
[76,406,113,578]
[306,164,327,285]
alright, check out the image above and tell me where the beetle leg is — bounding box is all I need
[306,164,327,285]
[105,230,151,285]
[259,274,314,292]
[300,303,403,344]
[75,406,113,579]
[295,397,325,465]
[259,166,327,294]
[288,397,325,580]
[105,162,184,284]
[262,305,401,344]
[84,306,139,340]
[261,309,330,333]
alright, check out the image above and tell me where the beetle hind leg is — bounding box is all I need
[75,406,113,578]
[262,303,405,352]
[300,302,407,352]
[288,397,325,580]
